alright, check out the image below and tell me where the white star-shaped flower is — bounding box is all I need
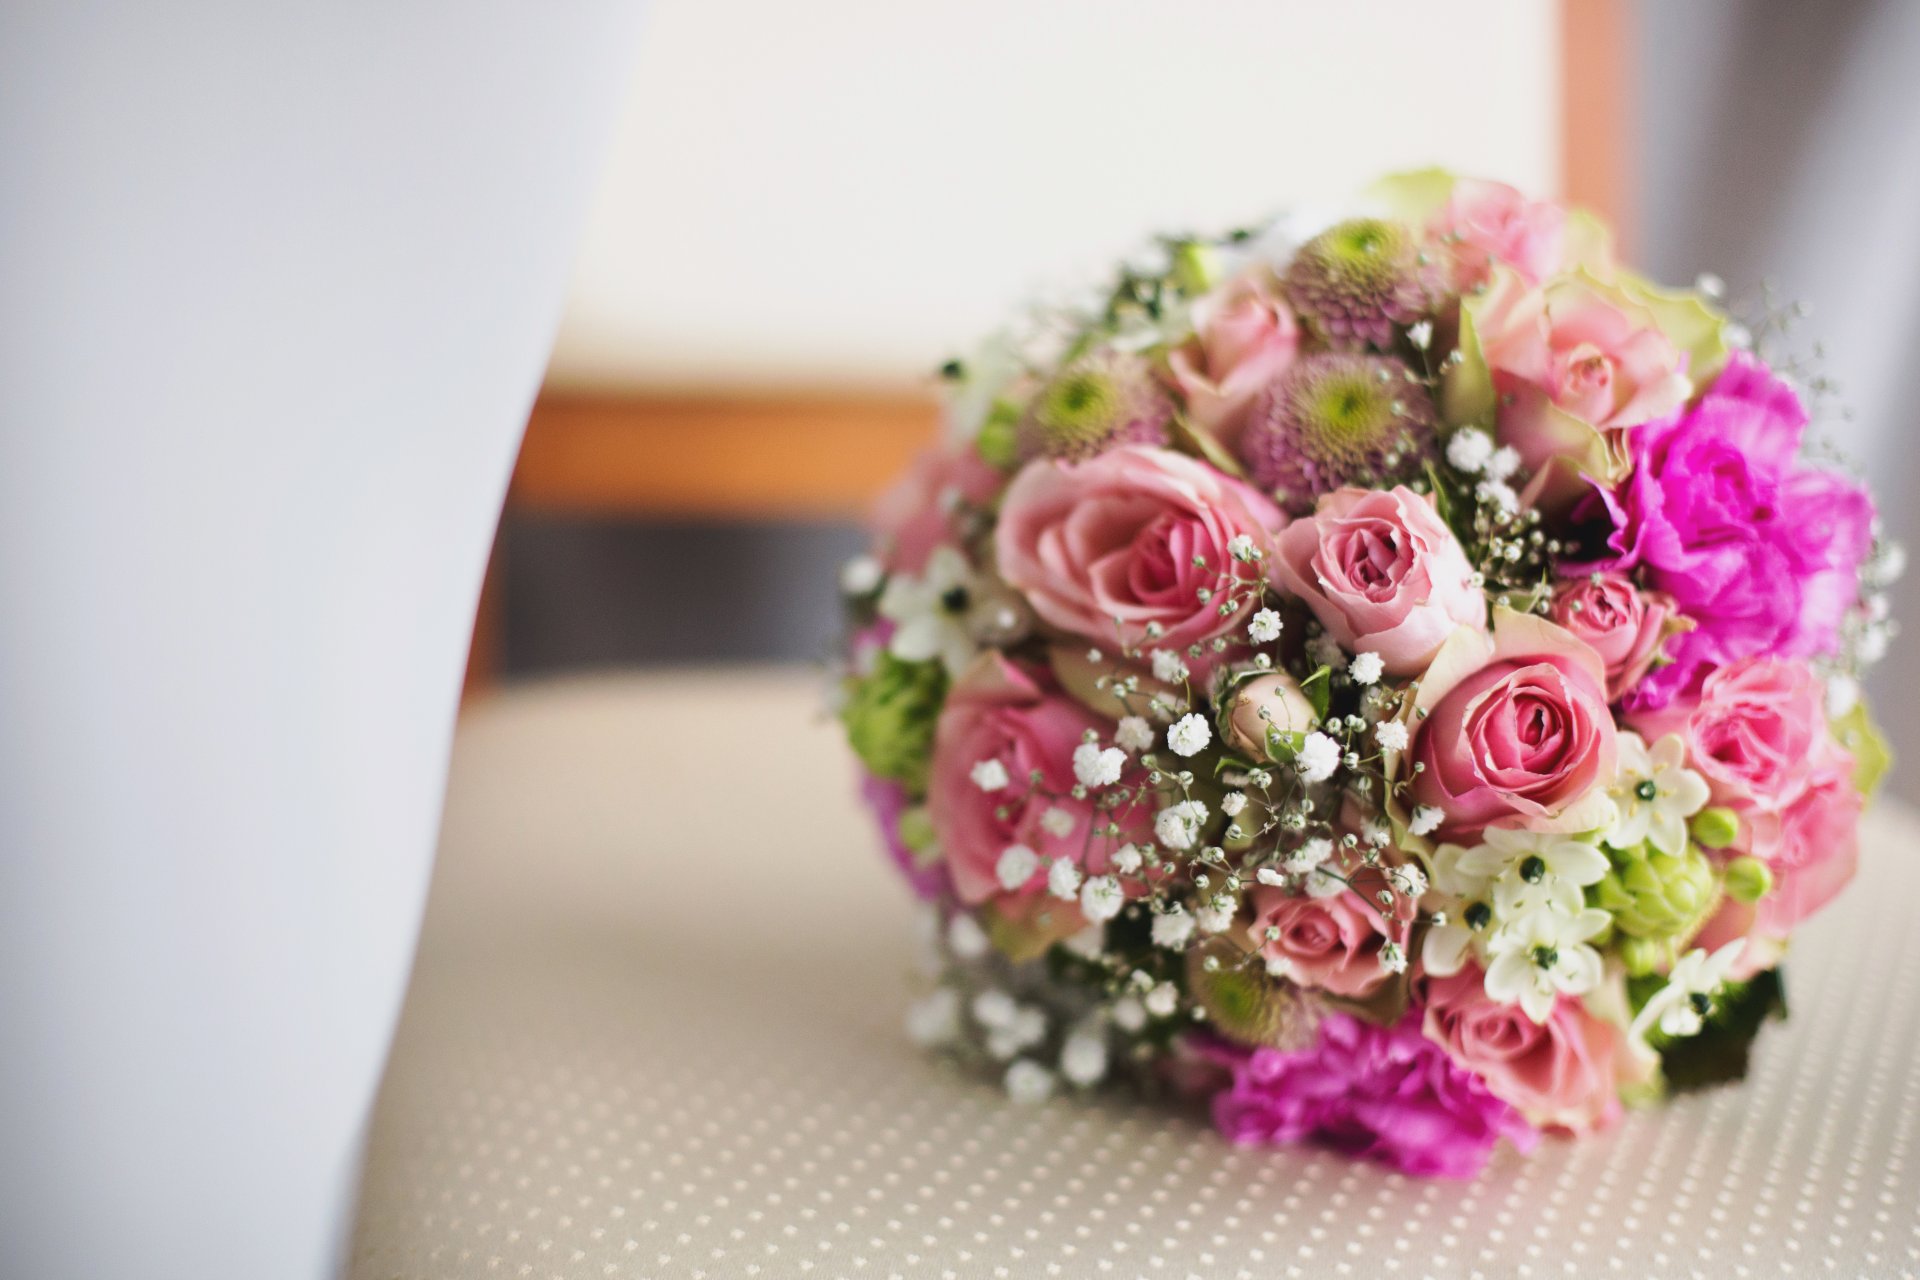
[1482,904,1610,1023]
[1455,825,1610,888]
[1606,732,1710,855]
[1629,941,1746,1044]
[877,545,980,676]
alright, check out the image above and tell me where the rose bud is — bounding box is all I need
[1220,671,1318,762]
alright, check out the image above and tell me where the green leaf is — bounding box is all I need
[1300,666,1332,720]
[1831,701,1893,798]
[1653,968,1787,1093]
[1440,283,1496,430]
[1365,168,1459,223]
[1169,411,1247,479]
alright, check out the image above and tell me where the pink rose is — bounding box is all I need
[1430,177,1570,288]
[1464,271,1693,507]
[871,443,1006,574]
[1691,752,1860,977]
[995,445,1285,663]
[927,653,1148,905]
[1250,869,1407,999]
[1629,657,1829,816]
[1756,761,1861,932]
[1271,486,1486,677]
[1422,968,1622,1132]
[1547,572,1682,702]
[1165,273,1300,449]
[1406,611,1617,841]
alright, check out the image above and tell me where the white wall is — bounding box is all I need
[547,0,1561,390]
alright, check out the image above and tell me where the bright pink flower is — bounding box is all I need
[870,443,1006,574]
[926,652,1147,905]
[995,445,1285,664]
[1430,177,1569,288]
[1547,572,1682,703]
[1249,874,1404,999]
[1422,968,1623,1132]
[1200,1014,1537,1179]
[1578,354,1875,708]
[1407,613,1617,842]
[1271,486,1486,677]
[1164,273,1300,450]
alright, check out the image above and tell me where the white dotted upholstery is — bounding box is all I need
[350,671,1920,1279]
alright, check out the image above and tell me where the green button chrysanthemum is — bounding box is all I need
[840,650,947,792]
[1283,217,1443,351]
[1186,939,1317,1049]
[1238,352,1434,512]
[1016,350,1173,462]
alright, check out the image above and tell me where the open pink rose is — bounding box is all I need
[1430,177,1570,288]
[871,442,1006,574]
[1250,870,1407,999]
[1465,270,1694,507]
[1406,611,1616,841]
[1547,572,1682,702]
[1691,752,1861,975]
[1165,273,1299,450]
[996,445,1285,664]
[1272,486,1486,677]
[1629,657,1829,816]
[927,653,1148,905]
[1422,968,1622,1132]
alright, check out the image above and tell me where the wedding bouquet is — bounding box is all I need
[833,171,1898,1176]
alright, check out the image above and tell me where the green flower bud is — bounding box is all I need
[1689,805,1741,850]
[1590,840,1719,977]
[1170,240,1219,296]
[840,651,947,791]
[1723,855,1772,904]
[897,805,937,853]
[975,399,1023,469]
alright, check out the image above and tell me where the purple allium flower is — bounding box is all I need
[1200,1014,1536,1179]
[860,772,948,901]
[1576,353,1875,709]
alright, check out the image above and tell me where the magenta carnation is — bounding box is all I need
[1201,1014,1536,1179]
[1578,353,1874,708]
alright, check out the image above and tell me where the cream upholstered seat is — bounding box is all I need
[351,670,1920,1280]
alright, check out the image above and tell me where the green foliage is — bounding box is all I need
[1646,968,1788,1093]
[840,651,947,792]
[1591,840,1718,976]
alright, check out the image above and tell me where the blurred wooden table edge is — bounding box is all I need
[460,387,941,696]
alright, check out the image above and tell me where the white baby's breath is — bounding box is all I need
[1167,713,1211,757]
[1115,715,1154,753]
[995,843,1038,891]
[970,759,1010,792]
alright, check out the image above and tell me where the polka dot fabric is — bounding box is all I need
[350,672,1920,1280]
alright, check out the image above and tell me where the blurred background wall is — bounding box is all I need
[485,0,1920,794]
[491,0,1561,673]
